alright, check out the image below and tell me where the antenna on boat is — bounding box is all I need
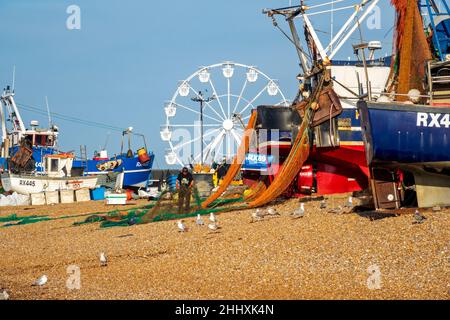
[45,96,53,127]
[355,18,372,101]
[12,65,16,93]
[330,0,334,52]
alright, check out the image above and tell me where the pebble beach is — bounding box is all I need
[0,197,449,300]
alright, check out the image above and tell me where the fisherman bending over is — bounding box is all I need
[176,167,194,214]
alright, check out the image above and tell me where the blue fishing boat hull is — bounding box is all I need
[73,153,155,189]
[358,101,450,166]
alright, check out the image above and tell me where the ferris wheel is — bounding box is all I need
[161,62,289,167]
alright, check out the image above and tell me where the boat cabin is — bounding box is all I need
[45,154,74,178]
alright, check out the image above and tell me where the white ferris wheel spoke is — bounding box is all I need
[173,102,223,124]
[169,124,221,128]
[208,79,228,119]
[172,127,222,151]
[227,77,231,117]
[232,78,248,115]
[187,84,226,122]
[275,99,289,106]
[234,127,244,139]
[194,129,226,163]
[238,83,269,115]
[230,129,242,145]
[226,133,232,158]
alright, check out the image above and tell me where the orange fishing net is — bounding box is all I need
[391,0,432,99]
[202,73,326,209]
[201,110,257,208]
[247,110,311,207]
[246,76,325,208]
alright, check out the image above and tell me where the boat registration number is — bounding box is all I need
[417,112,450,128]
[19,180,36,187]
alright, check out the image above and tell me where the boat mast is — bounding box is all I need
[1,86,26,141]
[287,4,310,75]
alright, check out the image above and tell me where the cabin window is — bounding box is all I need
[32,134,53,147]
[50,158,59,172]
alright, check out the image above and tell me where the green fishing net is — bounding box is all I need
[74,188,246,228]
[0,187,247,229]
[0,212,94,227]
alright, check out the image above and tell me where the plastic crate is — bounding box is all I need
[75,188,91,202]
[60,190,74,204]
[90,187,106,200]
[45,191,59,205]
[106,193,127,205]
[31,193,46,206]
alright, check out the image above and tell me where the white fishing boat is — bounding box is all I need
[1,153,97,194]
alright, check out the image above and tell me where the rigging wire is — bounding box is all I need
[15,101,125,132]
[270,14,313,61]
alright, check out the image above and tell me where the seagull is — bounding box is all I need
[432,205,442,212]
[209,212,217,223]
[196,214,204,226]
[320,200,327,209]
[0,290,9,300]
[413,210,426,224]
[345,196,354,208]
[208,223,220,232]
[292,203,305,218]
[100,252,108,267]
[32,275,48,287]
[177,220,187,232]
[266,207,280,216]
[251,209,264,222]
[328,206,343,214]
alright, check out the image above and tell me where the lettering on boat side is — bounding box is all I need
[417,112,450,128]
[19,180,35,187]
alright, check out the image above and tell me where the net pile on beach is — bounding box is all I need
[0,212,93,227]
[72,188,245,228]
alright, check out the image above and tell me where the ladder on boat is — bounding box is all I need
[79,145,88,171]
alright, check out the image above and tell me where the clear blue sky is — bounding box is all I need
[0,0,394,169]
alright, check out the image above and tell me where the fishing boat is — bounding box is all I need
[242,0,449,209]
[357,0,450,208]
[72,129,155,189]
[1,153,97,194]
[239,1,392,197]
[0,85,155,190]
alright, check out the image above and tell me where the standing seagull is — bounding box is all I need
[100,252,108,267]
[196,214,204,226]
[0,290,9,300]
[177,220,187,232]
[292,203,305,219]
[209,212,217,223]
[413,210,426,224]
[32,275,48,287]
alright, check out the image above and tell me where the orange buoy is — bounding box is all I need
[137,148,150,164]
[125,189,133,201]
